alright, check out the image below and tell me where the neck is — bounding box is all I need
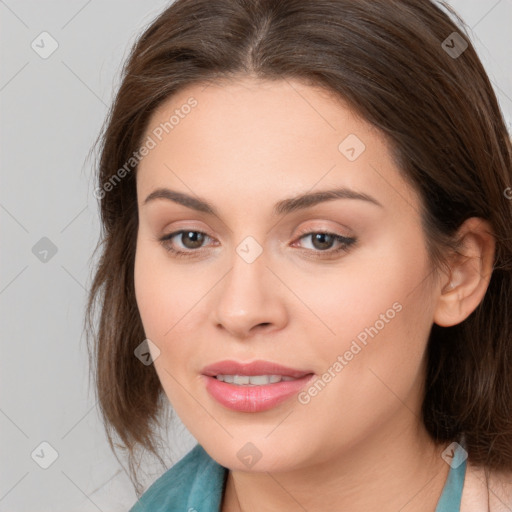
[222,416,450,512]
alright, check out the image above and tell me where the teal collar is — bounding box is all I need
[435,458,467,512]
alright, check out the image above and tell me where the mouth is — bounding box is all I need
[201,359,313,379]
[201,360,315,412]
[213,374,298,385]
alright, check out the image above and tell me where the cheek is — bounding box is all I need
[134,245,169,339]
[294,237,433,421]
[133,242,199,409]
[289,230,434,393]
[135,238,192,333]
[134,238,216,372]
[289,229,431,347]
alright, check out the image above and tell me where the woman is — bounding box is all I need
[85,0,512,510]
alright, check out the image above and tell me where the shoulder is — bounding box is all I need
[461,460,512,512]
[129,443,228,512]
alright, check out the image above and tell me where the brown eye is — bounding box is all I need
[310,233,336,250]
[295,231,356,255]
[179,231,206,249]
[159,230,213,256]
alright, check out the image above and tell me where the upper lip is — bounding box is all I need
[201,360,314,379]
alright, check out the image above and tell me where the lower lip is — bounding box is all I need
[202,374,315,412]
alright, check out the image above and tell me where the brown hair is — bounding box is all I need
[85,0,512,497]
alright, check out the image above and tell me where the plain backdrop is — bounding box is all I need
[1,1,511,510]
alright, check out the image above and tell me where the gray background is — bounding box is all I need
[1,1,511,510]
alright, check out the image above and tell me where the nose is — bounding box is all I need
[210,247,288,339]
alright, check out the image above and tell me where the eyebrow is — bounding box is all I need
[142,186,383,216]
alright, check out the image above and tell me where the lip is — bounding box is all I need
[201,360,315,413]
[201,359,312,379]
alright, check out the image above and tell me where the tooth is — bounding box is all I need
[249,375,271,385]
[233,375,250,385]
[214,374,300,385]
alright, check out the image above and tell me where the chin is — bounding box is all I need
[201,437,309,473]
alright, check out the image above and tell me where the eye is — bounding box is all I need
[292,229,356,256]
[159,230,215,257]
[158,229,356,259]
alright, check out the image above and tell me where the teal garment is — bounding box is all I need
[129,444,227,512]
[129,443,467,512]
[435,456,467,512]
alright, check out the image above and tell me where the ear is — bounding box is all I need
[433,217,495,327]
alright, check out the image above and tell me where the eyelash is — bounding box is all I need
[158,228,356,259]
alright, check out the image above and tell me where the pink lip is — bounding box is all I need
[201,360,315,413]
[201,359,312,378]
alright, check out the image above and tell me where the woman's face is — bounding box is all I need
[134,77,442,471]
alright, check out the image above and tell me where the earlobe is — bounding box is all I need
[433,218,495,328]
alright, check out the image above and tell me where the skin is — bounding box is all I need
[133,77,495,511]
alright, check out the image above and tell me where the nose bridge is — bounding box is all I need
[211,234,286,336]
[221,238,269,312]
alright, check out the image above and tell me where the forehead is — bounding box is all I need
[136,77,420,217]
[142,77,371,150]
